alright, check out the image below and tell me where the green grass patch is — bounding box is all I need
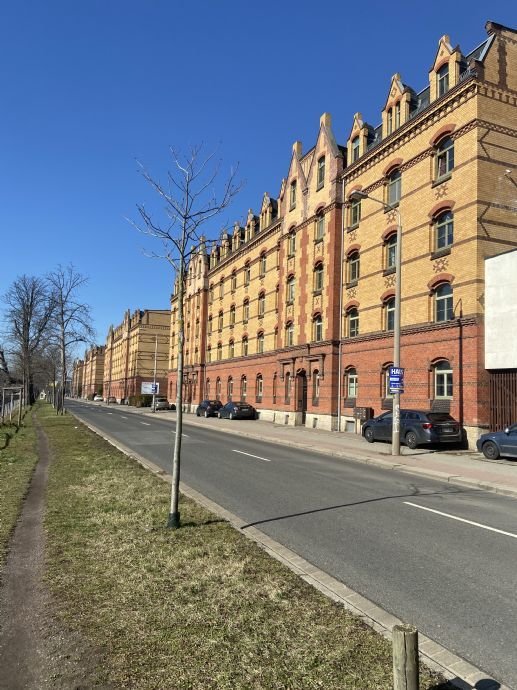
[40,405,452,689]
[0,408,38,572]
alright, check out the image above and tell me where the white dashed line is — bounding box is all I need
[232,450,271,462]
[404,501,517,539]
[141,422,151,426]
[121,416,128,419]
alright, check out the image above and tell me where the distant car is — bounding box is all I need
[106,396,117,404]
[196,400,223,418]
[93,394,103,402]
[152,397,171,411]
[362,409,463,449]
[476,424,517,460]
[217,401,256,420]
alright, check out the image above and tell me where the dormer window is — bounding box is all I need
[290,180,297,210]
[317,156,325,189]
[437,64,449,97]
[395,102,401,128]
[387,108,393,135]
[352,136,360,162]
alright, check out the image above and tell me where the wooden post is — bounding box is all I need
[393,624,419,690]
[17,388,22,427]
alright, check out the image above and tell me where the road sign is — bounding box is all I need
[141,382,159,395]
[388,366,404,393]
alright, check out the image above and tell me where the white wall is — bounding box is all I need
[485,250,517,369]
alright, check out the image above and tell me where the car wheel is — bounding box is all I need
[229,412,234,420]
[482,440,500,460]
[364,427,375,443]
[204,410,209,418]
[405,431,418,450]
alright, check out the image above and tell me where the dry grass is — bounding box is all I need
[40,404,452,689]
[0,410,38,572]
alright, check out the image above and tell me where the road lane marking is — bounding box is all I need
[404,501,517,539]
[121,416,128,419]
[141,422,151,426]
[232,450,271,462]
[107,412,113,415]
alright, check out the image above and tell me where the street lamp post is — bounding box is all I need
[348,190,402,456]
[151,334,158,413]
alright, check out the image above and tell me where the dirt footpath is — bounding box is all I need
[0,421,105,689]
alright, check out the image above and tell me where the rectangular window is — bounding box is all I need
[347,373,358,398]
[244,265,250,286]
[259,254,266,277]
[290,180,297,210]
[350,199,361,227]
[387,171,401,206]
[288,232,296,257]
[315,215,324,241]
[352,136,360,162]
[437,65,449,97]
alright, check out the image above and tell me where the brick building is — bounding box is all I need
[71,358,84,397]
[168,21,517,445]
[80,345,105,398]
[104,309,170,403]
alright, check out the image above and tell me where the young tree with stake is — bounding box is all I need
[132,145,242,529]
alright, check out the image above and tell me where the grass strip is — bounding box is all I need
[0,409,38,573]
[41,404,452,689]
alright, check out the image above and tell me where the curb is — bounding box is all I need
[70,408,510,690]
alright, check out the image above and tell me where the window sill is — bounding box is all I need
[432,173,452,188]
[287,253,295,259]
[383,267,396,276]
[343,397,356,409]
[312,399,319,407]
[314,237,323,244]
[316,183,324,192]
[289,205,296,212]
[384,202,399,212]
[346,223,359,232]
[431,247,451,260]
[313,289,322,296]
[346,280,358,288]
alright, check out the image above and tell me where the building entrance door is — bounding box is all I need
[296,370,307,425]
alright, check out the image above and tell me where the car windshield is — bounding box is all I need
[427,413,456,422]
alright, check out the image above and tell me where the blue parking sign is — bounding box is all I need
[388,366,404,393]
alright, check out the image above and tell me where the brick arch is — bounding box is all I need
[381,225,398,241]
[434,55,450,73]
[427,355,453,372]
[344,299,359,312]
[429,124,457,146]
[311,308,323,319]
[427,273,454,291]
[380,289,395,303]
[346,243,361,256]
[313,254,324,266]
[314,204,326,215]
[428,200,455,219]
[346,184,363,197]
[382,158,403,176]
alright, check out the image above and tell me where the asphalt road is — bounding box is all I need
[67,400,517,688]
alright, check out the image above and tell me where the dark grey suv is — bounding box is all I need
[196,400,223,418]
[362,409,462,449]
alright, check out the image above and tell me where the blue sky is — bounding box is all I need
[1,0,514,352]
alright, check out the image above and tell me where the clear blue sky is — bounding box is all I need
[1,0,514,351]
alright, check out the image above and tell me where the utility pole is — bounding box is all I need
[151,334,158,412]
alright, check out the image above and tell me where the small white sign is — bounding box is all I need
[141,382,159,395]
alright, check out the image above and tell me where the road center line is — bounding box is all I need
[141,422,151,426]
[121,416,128,419]
[232,450,271,462]
[404,501,517,539]
[107,412,113,415]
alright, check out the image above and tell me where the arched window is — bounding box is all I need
[395,101,401,128]
[387,169,401,206]
[219,278,224,299]
[313,314,323,342]
[256,374,263,402]
[242,336,248,356]
[227,376,233,401]
[240,375,247,401]
[315,213,325,241]
[230,304,236,326]
[352,136,360,162]
[312,369,320,403]
[347,251,360,284]
[387,107,393,135]
[349,197,361,227]
[436,136,454,179]
[382,364,394,399]
[231,270,237,292]
[285,372,291,404]
[385,297,395,332]
[385,234,397,270]
[244,262,251,286]
[228,339,234,358]
[259,252,267,277]
[288,230,296,256]
[313,263,324,292]
[218,311,223,331]
[434,210,454,251]
[209,284,214,304]
[257,331,264,354]
[435,283,453,322]
[243,299,249,323]
[258,291,266,317]
[216,377,221,401]
[285,321,294,347]
[317,156,325,189]
[346,367,358,399]
[437,63,449,96]
[347,308,359,337]
[286,275,295,304]
[217,342,222,360]
[272,373,277,404]
[434,359,453,399]
[206,345,212,363]
[289,180,297,210]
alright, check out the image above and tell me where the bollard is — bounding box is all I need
[393,623,419,690]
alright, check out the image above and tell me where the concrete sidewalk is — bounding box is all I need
[92,400,517,499]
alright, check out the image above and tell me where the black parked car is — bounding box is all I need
[217,401,257,420]
[476,424,517,460]
[196,399,223,418]
[362,409,462,449]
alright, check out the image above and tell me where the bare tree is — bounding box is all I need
[46,265,95,414]
[2,275,54,404]
[132,144,242,529]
